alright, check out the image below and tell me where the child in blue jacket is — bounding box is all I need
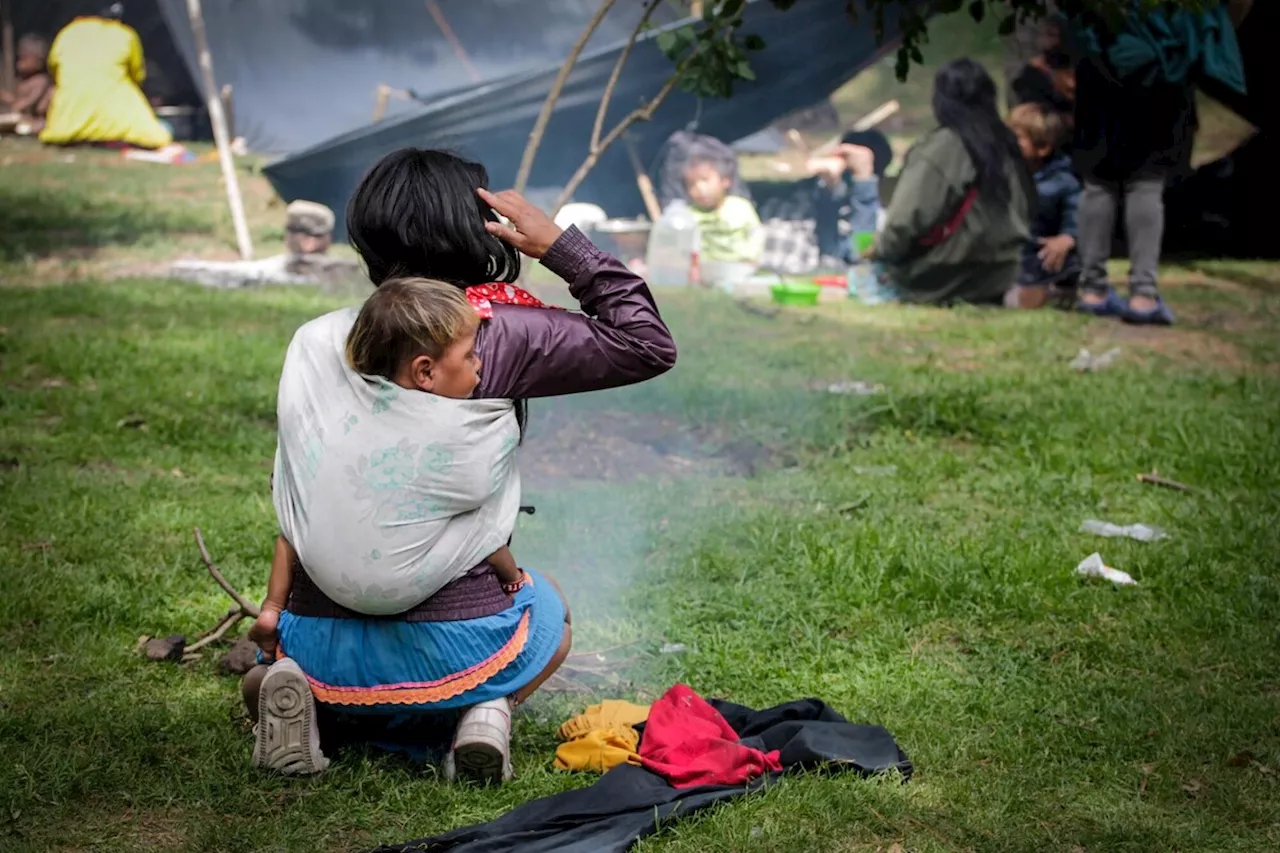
[1005,102,1081,308]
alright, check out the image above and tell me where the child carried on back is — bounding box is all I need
[252,278,525,651]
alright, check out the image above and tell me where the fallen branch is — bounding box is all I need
[1136,471,1193,492]
[185,606,245,653]
[194,527,260,617]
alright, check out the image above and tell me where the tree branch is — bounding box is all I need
[194,527,261,618]
[185,607,246,653]
[514,0,620,193]
[592,0,663,151]
[551,69,682,216]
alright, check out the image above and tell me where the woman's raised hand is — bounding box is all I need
[477,188,564,260]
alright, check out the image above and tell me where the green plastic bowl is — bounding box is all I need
[771,280,821,307]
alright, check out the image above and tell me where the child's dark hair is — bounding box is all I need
[840,129,893,177]
[684,156,731,177]
[346,148,521,289]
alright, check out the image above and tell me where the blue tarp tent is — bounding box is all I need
[254,0,907,231]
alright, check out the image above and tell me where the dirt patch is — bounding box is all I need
[520,408,780,487]
[25,805,197,853]
[1092,323,1265,373]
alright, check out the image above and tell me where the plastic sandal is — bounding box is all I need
[1076,286,1126,318]
[1121,294,1176,326]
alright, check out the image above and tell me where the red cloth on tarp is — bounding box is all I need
[638,684,782,788]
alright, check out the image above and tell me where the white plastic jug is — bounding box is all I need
[644,200,700,287]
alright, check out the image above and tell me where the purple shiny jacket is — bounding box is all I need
[287,227,677,622]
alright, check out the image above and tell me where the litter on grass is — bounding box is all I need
[826,380,885,396]
[1080,519,1168,542]
[1069,347,1121,372]
[1075,552,1136,586]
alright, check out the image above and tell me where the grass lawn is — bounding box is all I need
[2,141,1279,853]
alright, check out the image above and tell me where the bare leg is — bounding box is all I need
[512,623,573,705]
[511,575,572,705]
[242,663,270,723]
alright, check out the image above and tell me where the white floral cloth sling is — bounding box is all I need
[272,307,521,616]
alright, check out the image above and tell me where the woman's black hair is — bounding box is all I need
[839,129,893,177]
[931,58,1025,206]
[346,148,521,288]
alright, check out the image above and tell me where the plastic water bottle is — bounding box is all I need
[645,201,700,287]
[846,230,891,304]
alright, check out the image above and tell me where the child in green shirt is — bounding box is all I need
[684,157,763,265]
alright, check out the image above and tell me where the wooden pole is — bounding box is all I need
[623,133,661,221]
[373,83,391,122]
[1,0,15,99]
[186,0,253,260]
[811,99,900,157]
[425,0,481,83]
[219,83,235,141]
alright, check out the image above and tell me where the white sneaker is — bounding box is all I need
[252,658,330,775]
[446,698,513,783]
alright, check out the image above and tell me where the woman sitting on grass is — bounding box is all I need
[867,58,1034,305]
[243,149,677,781]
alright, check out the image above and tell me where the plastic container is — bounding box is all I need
[847,262,898,305]
[852,231,876,257]
[644,201,700,287]
[701,260,756,294]
[770,281,821,307]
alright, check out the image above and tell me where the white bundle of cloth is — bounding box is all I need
[272,307,521,615]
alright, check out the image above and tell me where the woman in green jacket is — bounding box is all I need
[870,59,1034,305]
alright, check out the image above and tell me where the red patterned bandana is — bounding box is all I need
[465,282,561,320]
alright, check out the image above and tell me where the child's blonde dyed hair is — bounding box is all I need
[346,277,478,379]
[1007,102,1066,151]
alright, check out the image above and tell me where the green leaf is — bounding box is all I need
[969,1,986,22]
[656,30,677,56]
[722,0,746,18]
[743,33,766,51]
[735,59,756,80]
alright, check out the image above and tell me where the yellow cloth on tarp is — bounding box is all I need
[553,700,651,773]
[40,17,172,149]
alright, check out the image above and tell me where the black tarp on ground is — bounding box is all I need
[153,0,683,156]
[261,0,907,232]
[366,696,911,853]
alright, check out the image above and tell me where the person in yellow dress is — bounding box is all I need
[39,3,172,149]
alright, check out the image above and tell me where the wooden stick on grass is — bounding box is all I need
[1136,471,1193,492]
[194,527,260,617]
